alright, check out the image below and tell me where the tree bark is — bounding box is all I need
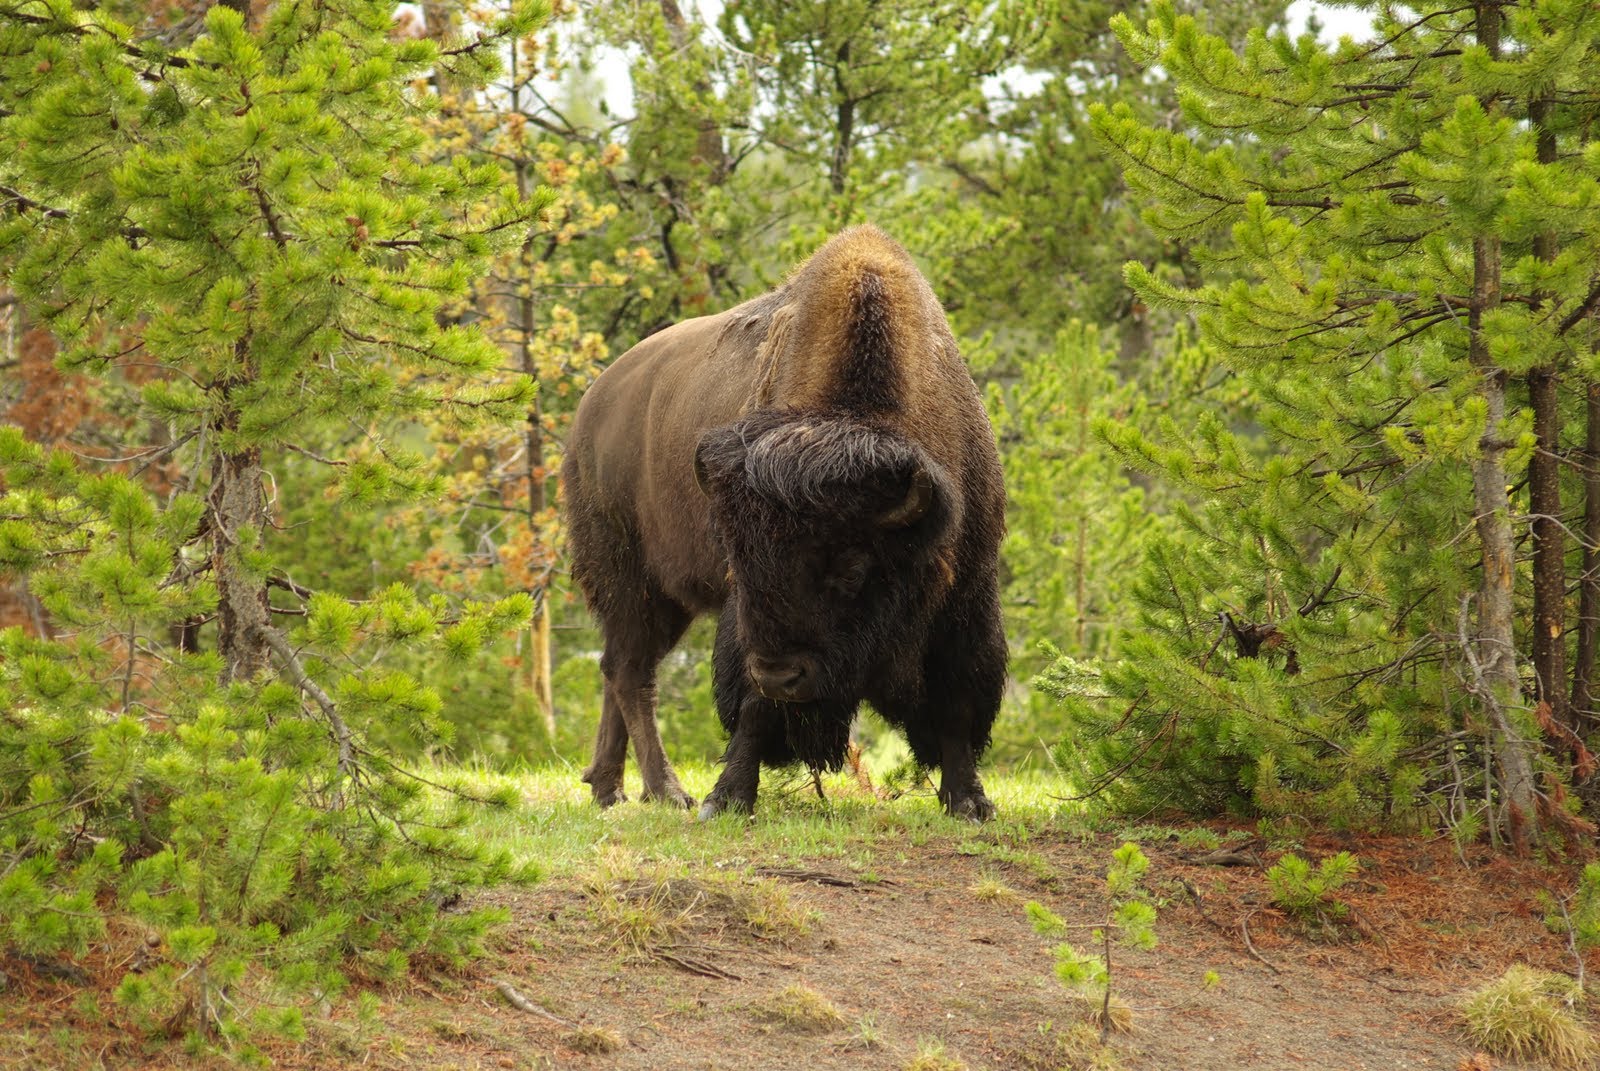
[1572,381,1600,726]
[511,38,557,739]
[211,442,271,684]
[660,0,730,184]
[830,41,855,197]
[1117,298,1151,374]
[1463,0,1537,853]
[1527,94,1570,735]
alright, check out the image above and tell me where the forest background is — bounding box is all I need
[3,0,1600,1055]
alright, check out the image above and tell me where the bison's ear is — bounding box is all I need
[876,466,934,529]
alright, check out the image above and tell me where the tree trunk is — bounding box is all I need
[1117,299,1151,375]
[1073,347,1090,651]
[1465,0,1537,853]
[518,287,555,739]
[511,38,557,740]
[830,41,855,198]
[1529,363,1568,724]
[1572,381,1600,727]
[660,0,730,185]
[211,443,271,684]
[530,599,554,735]
[214,0,264,31]
[1528,94,1570,735]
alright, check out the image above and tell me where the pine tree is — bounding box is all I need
[1065,0,1600,844]
[395,0,655,749]
[1,0,549,1043]
[909,0,1288,357]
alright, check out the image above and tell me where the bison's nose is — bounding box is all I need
[747,654,816,702]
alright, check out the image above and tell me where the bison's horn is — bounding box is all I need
[877,467,934,529]
[693,446,713,496]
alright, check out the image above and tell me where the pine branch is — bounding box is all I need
[256,624,354,782]
[266,574,315,600]
[1559,279,1600,336]
[1,183,148,241]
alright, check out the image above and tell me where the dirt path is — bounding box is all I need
[268,829,1592,1071]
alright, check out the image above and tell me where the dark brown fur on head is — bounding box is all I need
[695,409,955,708]
[696,409,950,525]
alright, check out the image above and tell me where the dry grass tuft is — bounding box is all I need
[737,876,816,940]
[970,873,1019,903]
[1080,990,1135,1034]
[1459,964,1595,1070]
[562,1025,623,1054]
[584,852,812,959]
[839,1013,884,1050]
[1055,1021,1125,1070]
[904,1038,967,1071]
[751,983,846,1032]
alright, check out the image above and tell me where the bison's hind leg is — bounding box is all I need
[591,611,698,809]
[572,521,697,810]
[582,697,630,807]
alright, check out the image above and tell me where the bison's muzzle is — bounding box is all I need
[746,652,818,702]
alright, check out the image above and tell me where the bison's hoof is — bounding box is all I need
[946,793,996,823]
[590,785,627,808]
[696,795,754,822]
[643,785,697,810]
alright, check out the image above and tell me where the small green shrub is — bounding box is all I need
[1028,842,1155,1035]
[970,874,1019,903]
[1543,863,1600,948]
[1176,828,1222,851]
[1266,851,1358,936]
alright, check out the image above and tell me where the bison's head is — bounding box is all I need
[694,410,953,704]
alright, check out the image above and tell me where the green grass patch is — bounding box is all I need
[425,762,1083,881]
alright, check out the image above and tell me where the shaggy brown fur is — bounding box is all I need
[562,225,1006,819]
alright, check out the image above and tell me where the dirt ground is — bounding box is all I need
[305,828,1590,1071]
[5,826,1594,1070]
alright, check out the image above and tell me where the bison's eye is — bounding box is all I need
[826,548,871,598]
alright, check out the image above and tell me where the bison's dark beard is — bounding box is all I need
[781,703,855,773]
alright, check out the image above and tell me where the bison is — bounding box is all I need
[562,225,1006,820]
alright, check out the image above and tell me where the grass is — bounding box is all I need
[428,761,1084,882]
[970,872,1020,903]
[1459,965,1595,1070]
[750,983,847,1032]
[1054,1021,1125,1070]
[841,1013,884,1050]
[583,848,814,957]
[955,839,1060,888]
[1081,991,1135,1034]
[562,1025,622,1054]
[904,1038,967,1070]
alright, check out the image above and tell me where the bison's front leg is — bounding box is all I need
[927,577,1006,822]
[699,618,777,819]
[698,693,782,820]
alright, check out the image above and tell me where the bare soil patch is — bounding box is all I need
[3,826,1594,1070]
